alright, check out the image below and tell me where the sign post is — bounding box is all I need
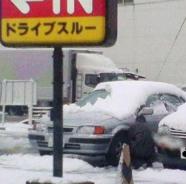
[53,47,63,177]
[0,0,117,178]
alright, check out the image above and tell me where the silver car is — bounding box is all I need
[29,81,186,166]
[155,103,186,169]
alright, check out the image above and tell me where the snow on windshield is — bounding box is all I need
[159,103,186,131]
[64,81,185,119]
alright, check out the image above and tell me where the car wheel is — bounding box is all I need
[106,133,128,166]
[39,150,52,156]
[128,123,156,168]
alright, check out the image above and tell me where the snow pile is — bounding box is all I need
[0,137,32,154]
[0,122,34,154]
[64,103,81,113]
[159,103,186,131]
[64,95,115,117]
[133,168,186,184]
[0,154,93,172]
[64,81,186,119]
[0,122,32,135]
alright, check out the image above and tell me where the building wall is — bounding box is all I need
[99,0,186,86]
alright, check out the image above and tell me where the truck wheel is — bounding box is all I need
[106,133,128,166]
[128,123,156,168]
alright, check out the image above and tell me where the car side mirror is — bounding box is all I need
[138,107,153,116]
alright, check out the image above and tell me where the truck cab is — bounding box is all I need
[74,52,125,101]
[65,51,145,102]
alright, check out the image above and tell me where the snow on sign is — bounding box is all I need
[0,0,117,47]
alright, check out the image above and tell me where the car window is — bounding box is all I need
[159,94,184,112]
[146,94,159,107]
[180,97,186,104]
[146,94,168,115]
[76,89,110,107]
[160,94,183,107]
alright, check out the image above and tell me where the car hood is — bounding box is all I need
[64,111,114,127]
[159,104,186,132]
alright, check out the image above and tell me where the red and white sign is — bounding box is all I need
[0,0,117,47]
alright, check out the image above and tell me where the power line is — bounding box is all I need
[156,16,186,80]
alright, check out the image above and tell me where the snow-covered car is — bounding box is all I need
[28,81,186,166]
[156,103,186,169]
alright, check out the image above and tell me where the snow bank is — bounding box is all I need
[0,122,34,154]
[159,103,186,131]
[0,154,96,184]
[0,122,32,135]
[0,154,93,172]
[133,168,186,184]
[64,81,186,119]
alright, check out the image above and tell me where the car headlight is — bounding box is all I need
[76,126,105,135]
[158,125,170,135]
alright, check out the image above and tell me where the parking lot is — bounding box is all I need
[1,0,186,183]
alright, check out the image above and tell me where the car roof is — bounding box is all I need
[95,81,186,97]
[93,81,186,119]
[65,81,186,120]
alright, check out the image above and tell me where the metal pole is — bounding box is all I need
[28,79,34,125]
[1,80,6,124]
[53,47,63,177]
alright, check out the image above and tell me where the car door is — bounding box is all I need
[143,94,169,132]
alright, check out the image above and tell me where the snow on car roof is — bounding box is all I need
[95,81,186,118]
[64,81,186,119]
[159,103,186,131]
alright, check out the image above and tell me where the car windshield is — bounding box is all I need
[76,89,110,107]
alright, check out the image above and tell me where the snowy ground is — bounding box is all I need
[0,154,186,184]
[1,122,186,184]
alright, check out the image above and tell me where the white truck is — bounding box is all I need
[0,49,144,115]
[62,50,125,103]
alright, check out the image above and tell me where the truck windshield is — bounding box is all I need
[100,73,126,82]
[85,73,126,87]
[100,73,117,82]
[76,89,110,107]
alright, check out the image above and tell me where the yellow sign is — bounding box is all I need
[2,17,105,44]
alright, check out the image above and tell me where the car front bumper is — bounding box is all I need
[158,151,186,170]
[155,130,186,169]
[28,131,113,160]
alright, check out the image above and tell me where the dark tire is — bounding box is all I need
[6,106,24,116]
[128,123,156,168]
[39,150,52,156]
[106,133,128,166]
